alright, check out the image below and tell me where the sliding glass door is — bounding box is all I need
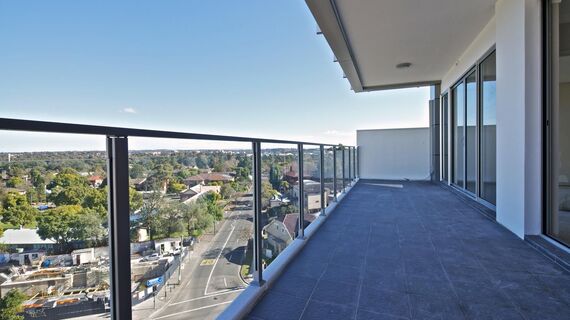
[480,53,497,205]
[441,93,449,182]
[545,0,570,246]
[452,83,465,187]
[465,71,477,194]
[450,50,496,206]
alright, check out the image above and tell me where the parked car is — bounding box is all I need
[142,253,160,262]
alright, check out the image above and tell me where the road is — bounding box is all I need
[145,194,254,320]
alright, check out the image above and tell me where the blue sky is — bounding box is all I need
[0,0,429,151]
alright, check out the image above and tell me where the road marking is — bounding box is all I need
[168,288,244,306]
[200,259,215,266]
[223,277,228,287]
[204,224,236,295]
[152,301,233,319]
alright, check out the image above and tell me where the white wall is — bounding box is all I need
[357,128,430,180]
[495,0,542,238]
[442,16,496,91]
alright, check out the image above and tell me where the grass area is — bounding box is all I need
[240,239,253,279]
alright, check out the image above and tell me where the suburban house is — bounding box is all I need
[261,213,297,259]
[87,175,104,188]
[0,228,57,252]
[179,184,221,204]
[293,179,328,213]
[183,172,233,187]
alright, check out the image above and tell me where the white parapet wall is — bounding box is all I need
[357,128,430,180]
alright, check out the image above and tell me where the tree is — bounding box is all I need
[7,164,25,178]
[6,177,24,188]
[237,156,252,172]
[0,288,26,320]
[212,160,224,173]
[181,201,213,237]
[69,208,105,246]
[234,167,250,182]
[175,168,195,180]
[30,168,45,189]
[139,191,164,240]
[167,181,186,194]
[37,205,81,247]
[220,184,236,199]
[48,169,90,206]
[129,188,143,212]
[261,181,278,209]
[201,193,224,221]
[83,188,107,218]
[159,203,184,237]
[129,164,145,179]
[1,192,37,227]
[269,165,282,190]
[195,155,208,169]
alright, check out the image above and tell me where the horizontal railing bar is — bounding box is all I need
[0,118,352,148]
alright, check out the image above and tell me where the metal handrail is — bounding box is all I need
[0,116,358,320]
[0,118,351,147]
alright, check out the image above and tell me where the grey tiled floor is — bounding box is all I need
[247,180,570,320]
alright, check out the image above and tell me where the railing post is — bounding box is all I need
[107,136,132,320]
[348,147,352,182]
[352,146,358,180]
[342,147,346,190]
[354,147,358,179]
[297,143,305,239]
[319,145,325,216]
[333,147,337,201]
[252,141,264,285]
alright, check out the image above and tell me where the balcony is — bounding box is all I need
[244,181,570,320]
[0,118,358,320]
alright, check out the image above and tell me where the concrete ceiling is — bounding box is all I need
[306,0,496,92]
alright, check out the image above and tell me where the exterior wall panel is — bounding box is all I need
[357,128,430,180]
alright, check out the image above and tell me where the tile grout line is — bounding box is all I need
[469,243,530,320]
[416,192,468,320]
[296,190,354,320]
[395,205,414,320]
[354,222,373,320]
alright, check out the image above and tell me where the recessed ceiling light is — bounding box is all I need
[396,62,412,69]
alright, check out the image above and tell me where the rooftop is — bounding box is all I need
[0,228,56,246]
[247,181,570,320]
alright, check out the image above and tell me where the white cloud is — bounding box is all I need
[324,130,353,137]
[121,107,137,114]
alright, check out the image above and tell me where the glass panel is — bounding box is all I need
[302,145,322,230]
[442,93,449,182]
[354,147,358,179]
[343,148,350,188]
[127,138,253,319]
[547,0,570,246]
[0,132,110,319]
[453,83,465,187]
[465,71,477,193]
[335,148,343,196]
[324,147,335,205]
[260,144,299,267]
[480,52,497,204]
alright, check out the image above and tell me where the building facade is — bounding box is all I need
[308,0,570,250]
